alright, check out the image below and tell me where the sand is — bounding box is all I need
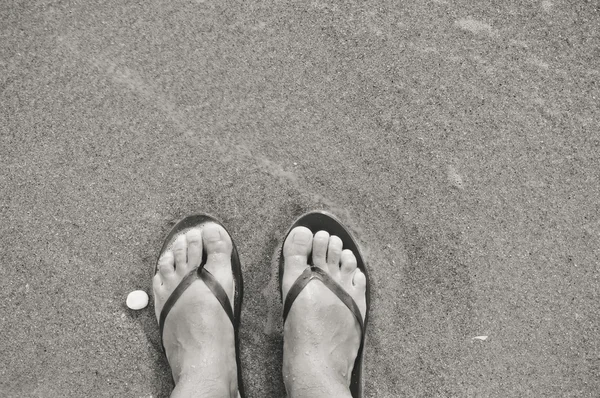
[1,0,599,396]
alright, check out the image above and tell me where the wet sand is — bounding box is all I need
[1,0,599,396]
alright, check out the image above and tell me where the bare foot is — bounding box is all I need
[281,227,367,398]
[153,223,239,398]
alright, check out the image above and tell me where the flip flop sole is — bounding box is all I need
[155,213,245,398]
[278,210,370,398]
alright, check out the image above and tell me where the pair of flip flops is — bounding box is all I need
[155,211,370,398]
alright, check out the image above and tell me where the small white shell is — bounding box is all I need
[472,335,489,341]
[127,290,149,310]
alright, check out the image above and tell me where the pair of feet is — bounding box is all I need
[153,223,367,398]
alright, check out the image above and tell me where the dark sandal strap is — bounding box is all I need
[158,266,234,351]
[159,267,200,349]
[199,268,235,325]
[283,266,364,336]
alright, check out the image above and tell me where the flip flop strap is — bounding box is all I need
[282,266,364,336]
[159,266,234,351]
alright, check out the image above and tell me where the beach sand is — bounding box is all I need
[1,0,598,396]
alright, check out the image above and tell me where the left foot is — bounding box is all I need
[153,223,239,398]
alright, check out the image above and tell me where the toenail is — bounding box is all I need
[204,226,222,242]
[187,229,201,241]
[292,231,311,244]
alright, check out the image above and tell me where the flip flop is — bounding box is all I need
[155,213,245,398]
[278,210,370,398]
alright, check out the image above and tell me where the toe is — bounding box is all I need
[312,231,330,269]
[340,249,357,284]
[202,223,232,259]
[152,273,166,320]
[152,273,163,292]
[283,227,313,259]
[186,228,203,269]
[352,269,367,290]
[202,223,235,307]
[326,235,343,275]
[282,227,313,297]
[352,269,368,321]
[172,234,189,275]
[157,250,175,278]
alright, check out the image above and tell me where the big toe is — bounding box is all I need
[283,227,313,259]
[282,227,313,297]
[202,223,232,258]
[202,223,234,285]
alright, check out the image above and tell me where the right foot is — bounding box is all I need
[153,223,239,398]
[281,227,367,398]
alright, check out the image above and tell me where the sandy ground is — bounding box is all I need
[1,0,599,396]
